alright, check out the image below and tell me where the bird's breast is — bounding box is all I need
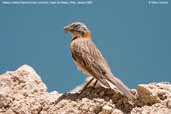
[73,60,91,77]
[70,38,89,51]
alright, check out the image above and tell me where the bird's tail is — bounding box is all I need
[106,74,135,99]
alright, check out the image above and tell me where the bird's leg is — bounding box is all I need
[92,80,98,88]
[80,77,94,94]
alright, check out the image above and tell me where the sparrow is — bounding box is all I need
[64,22,134,99]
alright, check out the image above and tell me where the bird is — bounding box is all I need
[64,22,134,99]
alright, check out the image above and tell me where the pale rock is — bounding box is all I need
[0,65,171,114]
[102,105,113,113]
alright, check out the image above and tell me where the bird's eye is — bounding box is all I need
[72,24,80,30]
[71,24,75,27]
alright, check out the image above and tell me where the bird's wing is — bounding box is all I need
[71,40,111,87]
[71,39,134,99]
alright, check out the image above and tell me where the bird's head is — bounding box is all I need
[64,22,91,39]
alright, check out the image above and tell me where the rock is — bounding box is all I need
[137,83,171,105]
[0,65,171,114]
[102,105,113,113]
[137,84,161,105]
[131,102,171,114]
[111,109,124,114]
[0,65,60,114]
[166,99,171,109]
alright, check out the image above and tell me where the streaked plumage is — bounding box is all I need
[64,22,134,99]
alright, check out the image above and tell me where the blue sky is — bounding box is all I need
[0,0,170,92]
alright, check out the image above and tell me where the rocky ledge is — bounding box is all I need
[0,65,171,114]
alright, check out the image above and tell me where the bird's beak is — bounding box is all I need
[64,25,71,33]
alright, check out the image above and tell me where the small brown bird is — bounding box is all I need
[64,22,134,99]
